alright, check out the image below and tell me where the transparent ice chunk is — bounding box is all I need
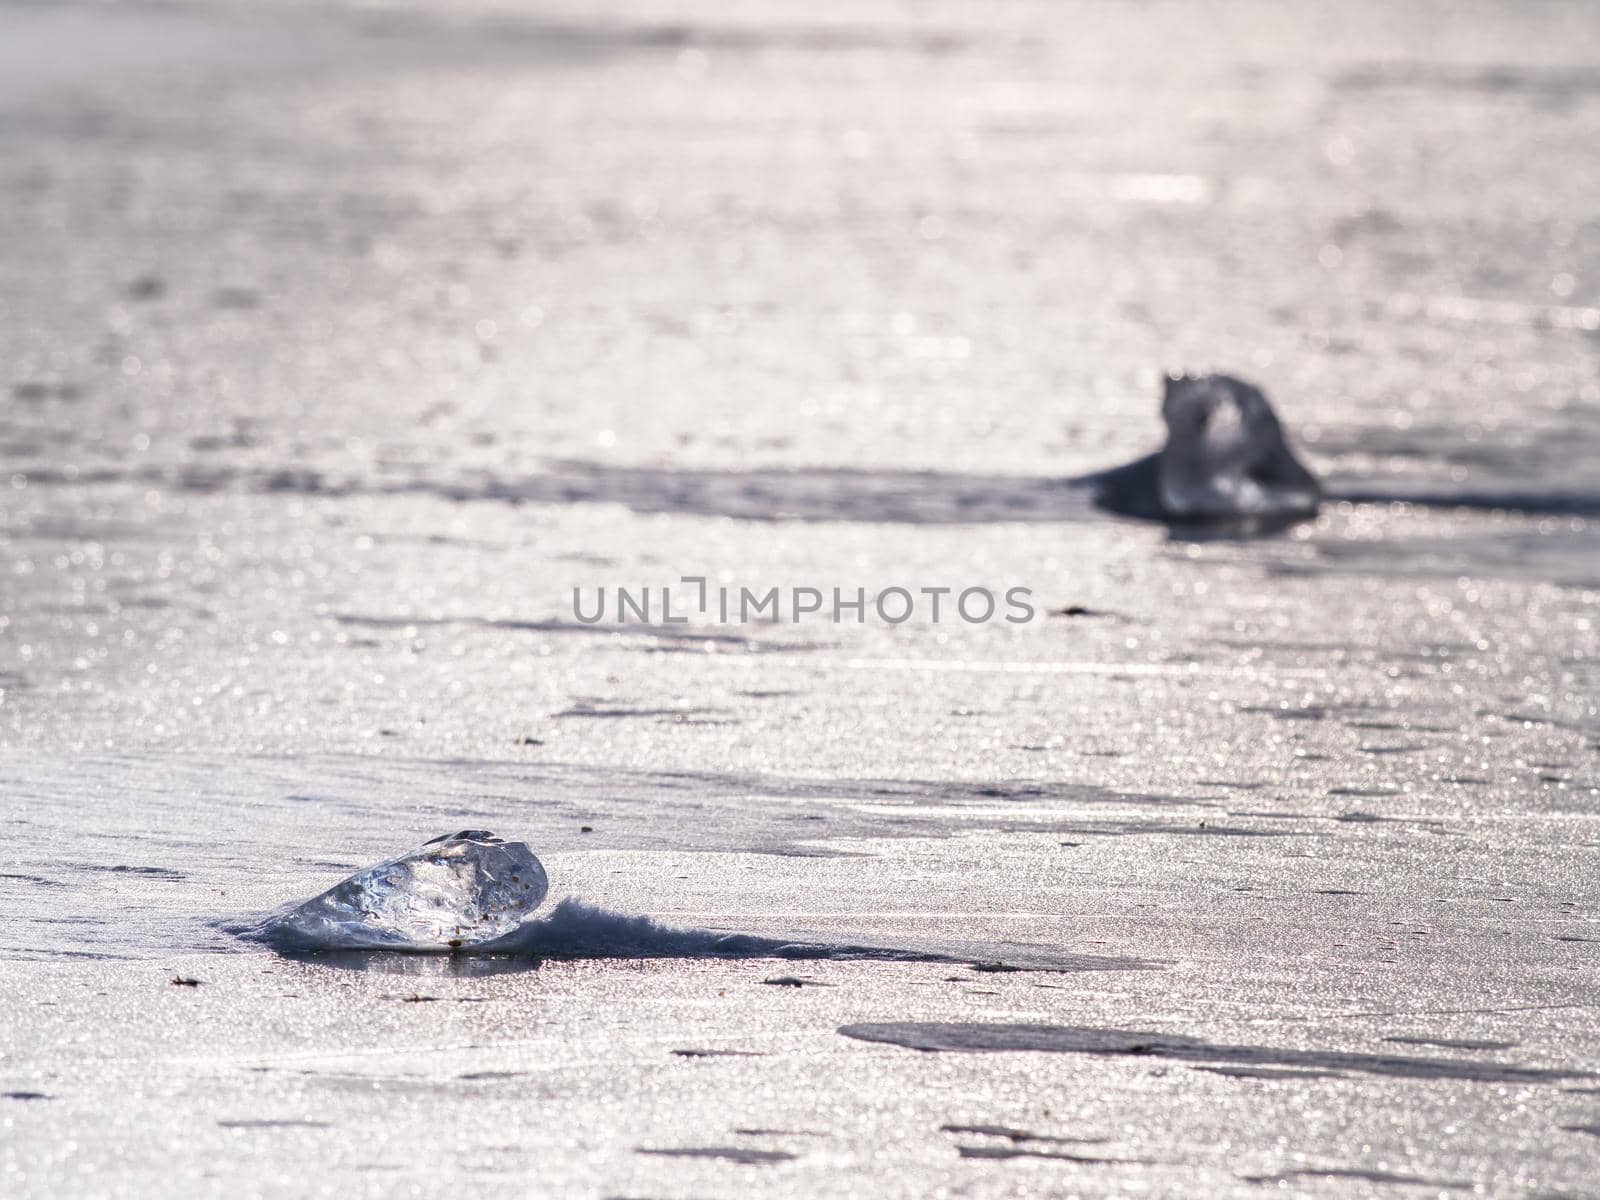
[244,830,548,952]
[1157,373,1321,519]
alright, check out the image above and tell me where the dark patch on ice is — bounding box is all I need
[189,431,260,453]
[24,459,1103,524]
[1330,812,1450,829]
[0,947,142,962]
[1561,1124,1600,1139]
[333,612,814,654]
[1195,1065,1345,1081]
[1337,61,1600,97]
[217,1118,333,1130]
[1238,704,1328,721]
[672,1049,766,1059]
[1383,1036,1517,1051]
[483,461,1095,523]
[158,756,1182,862]
[1499,711,1600,735]
[553,703,730,721]
[636,1146,795,1165]
[0,872,67,888]
[11,380,81,403]
[1265,527,1600,590]
[1333,485,1600,520]
[79,864,186,882]
[837,1024,1590,1084]
[762,974,833,987]
[955,1144,1152,1165]
[941,1124,1107,1145]
[633,22,983,56]
[212,286,261,309]
[68,439,1600,534]
[2,1091,50,1101]
[1242,1166,1472,1189]
[1053,820,1298,840]
[1050,604,1123,619]
[346,6,994,58]
[734,1128,824,1138]
[1346,720,1453,733]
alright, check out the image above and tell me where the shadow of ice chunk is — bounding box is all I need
[471,897,953,960]
[226,831,911,958]
[225,832,1162,972]
[241,892,1144,970]
[1086,374,1321,529]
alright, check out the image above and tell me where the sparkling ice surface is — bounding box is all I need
[6,1,1600,1195]
[249,830,549,952]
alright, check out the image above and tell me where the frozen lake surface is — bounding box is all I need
[2,0,1599,1195]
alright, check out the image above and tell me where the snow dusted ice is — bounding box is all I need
[3,0,1600,1197]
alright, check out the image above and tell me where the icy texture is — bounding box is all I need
[1157,374,1322,519]
[245,830,548,952]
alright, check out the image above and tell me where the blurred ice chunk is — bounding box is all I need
[238,830,548,952]
[1157,373,1321,520]
[1086,374,1321,526]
